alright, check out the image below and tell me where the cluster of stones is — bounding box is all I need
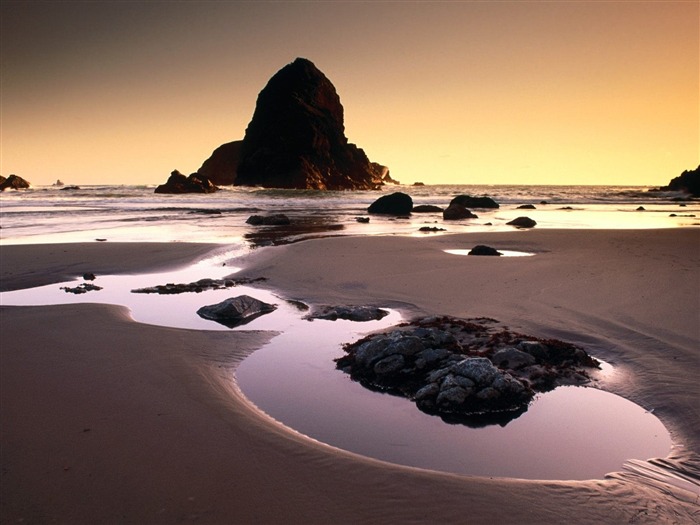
[61,283,103,294]
[306,305,389,322]
[131,277,267,295]
[336,316,599,423]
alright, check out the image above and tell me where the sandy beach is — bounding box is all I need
[1,229,699,524]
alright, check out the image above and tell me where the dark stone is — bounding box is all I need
[61,283,102,294]
[636,206,646,211]
[196,295,276,328]
[196,140,243,186]
[506,216,537,228]
[0,174,30,191]
[234,58,387,190]
[517,204,536,209]
[356,217,370,223]
[308,305,389,322]
[413,182,425,186]
[656,165,700,197]
[336,316,600,426]
[246,214,291,226]
[443,203,478,220]
[468,245,502,256]
[82,273,96,281]
[131,276,266,294]
[449,195,499,209]
[60,186,81,191]
[368,192,413,215]
[419,226,446,232]
[412,204,443,213]
[154,170,219,194]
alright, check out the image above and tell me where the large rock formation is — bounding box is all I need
[656,165,700,197]
[196,140,243,186]
[233,58,389,190]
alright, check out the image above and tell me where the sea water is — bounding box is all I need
[1,184,697,245]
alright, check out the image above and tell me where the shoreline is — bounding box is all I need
[1,230,699,523]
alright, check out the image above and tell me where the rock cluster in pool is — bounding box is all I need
[336,316,600,426]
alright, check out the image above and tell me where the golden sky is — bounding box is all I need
[1,1,698,186]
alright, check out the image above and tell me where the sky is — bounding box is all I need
[1,1,698,187]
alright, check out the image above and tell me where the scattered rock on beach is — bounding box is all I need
[506,216,537,228]
[468,245,502,256]
[197,295,277,328]
[336,316,600,425]
[443,203,478,220]
[246,214,291,226]
[368,192,413,215]
[517,204,536,209]
[61,283,103,294]
[131,277,267,294]
[356,217,370,223]
[449,195,499,209]
[308,305,389,322]
[419,226,446,232]
[412,205,443,213]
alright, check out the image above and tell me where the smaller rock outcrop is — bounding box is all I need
[412,204,443,213]
[517,204,536,210]
[197,295,276,328]
[154,170,219,194]
[197,140,243,186]
[655,165,700,197]
[443,204,478,220]
[368,192,413,215]
[507,216,537,228]
[0,174,31,191]
[468,245,502,256]
[450,195,499,209]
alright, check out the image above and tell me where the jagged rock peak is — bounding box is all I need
[235,58,388,190]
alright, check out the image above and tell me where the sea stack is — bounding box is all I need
[234,58,389,190]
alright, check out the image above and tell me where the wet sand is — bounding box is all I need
[1,230,699,523]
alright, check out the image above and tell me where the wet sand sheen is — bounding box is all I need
[1,229,699,523]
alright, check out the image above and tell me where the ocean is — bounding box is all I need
[0,183,696,246]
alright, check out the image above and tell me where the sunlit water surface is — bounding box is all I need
[0,250,672,480]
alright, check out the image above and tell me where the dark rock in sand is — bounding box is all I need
[468,245,502,256]
[636,206,646,211]
[368,192,413,215]
[60,186,81,191]
[449,195,499,209]
[308,305,389,322]
[246,214,291,226]
[83,273,96,281]
[356,217,370,223]
[419,226,446,232]
[61,283,103,294]
[412,204,443,213]
[154,170,219,194]
[0,174,30,191]
[131,276,266,295]
[197,295,276,328]
[337,316,599,425]
[507,216,537,228]
[517,204,536,210]
[197,140,243,186]
[234,58,387,190]
[655,165,700,197]
[413,182,425,186]
[443,203,478,220]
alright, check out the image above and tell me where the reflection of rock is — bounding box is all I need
[337,316,599,426]
[154,170,219,194]
[246,214,291,226]
[197,295,276,328]
[235,58,387,190]
[468,245,502,256]
[443,204,478,220]
[450,195,499,209]
[507,216,537,228]
[0,174,31,191]
[308,305,389,322]
[368,192,413,215]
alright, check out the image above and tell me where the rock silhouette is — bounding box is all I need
[234,58,389,190]
[154,170,219,194]
[656,165,700,197]
[0,174,30,191]
[197,141,243,186]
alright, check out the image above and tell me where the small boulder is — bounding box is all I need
[506,216,537,228]
[196,295,276,327]
[412,204,443,213]
[449,195,499,209]
[246,214,291,225]
[517,204,536,209]
[368,192,413,215]
[490,347,537,369]
[468,245,502,256]
[308,305,389,322]
[443,204,478,220]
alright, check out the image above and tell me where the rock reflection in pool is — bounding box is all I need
[236,313,672,481]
